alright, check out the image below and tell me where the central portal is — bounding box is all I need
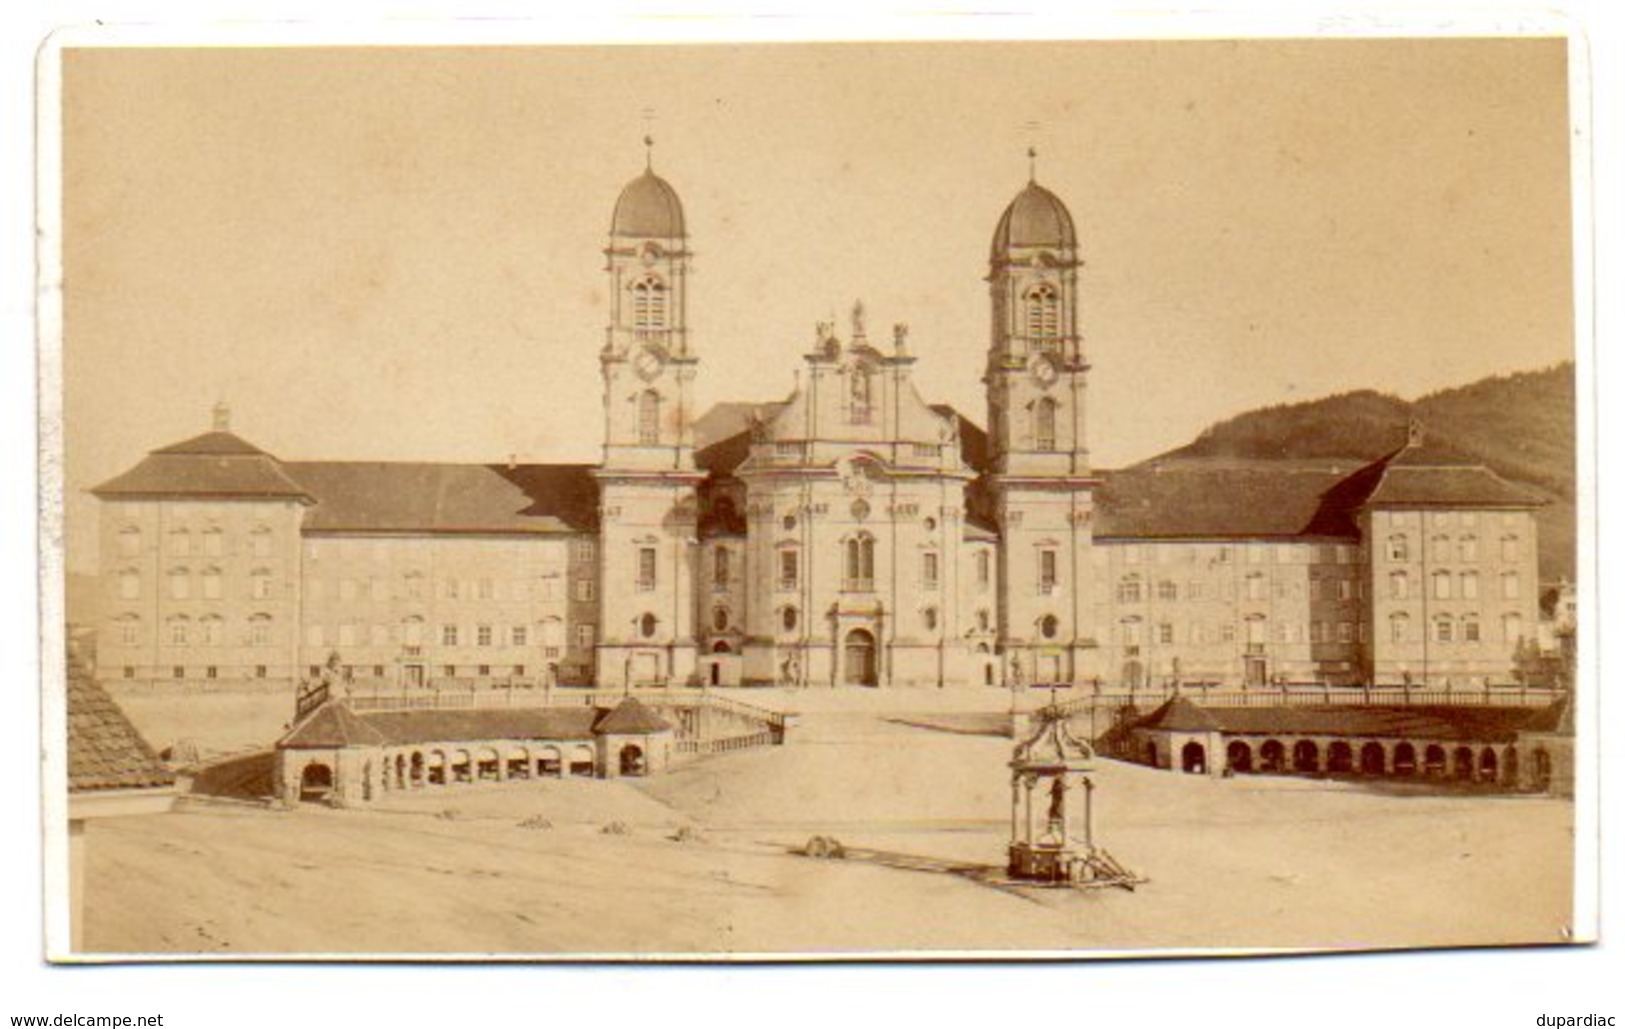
[844,628,878,686]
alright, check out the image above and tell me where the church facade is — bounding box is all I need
[92,157,1546,691]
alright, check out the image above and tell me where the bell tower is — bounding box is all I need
[985,151,1101,686]
[595,139,702,689]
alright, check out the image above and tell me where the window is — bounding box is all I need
[445,578,461,600]
[1459,536,1479,562]
[173,666,185,680]
[976,609,991,633]
[923,607,939,632]
[639,613,658,639]
[477,578,495,601]
[779,549,799,590]
[1501,572,1520,600]
[251,569,272,600]
[255,665,268,679]
[442,624,459,646]
[167,617,189,647]
[572,539,595,563]
[443,665,457,678]
[1157,580,1177,602]
[201,617,224,646]
[1337,621,1354,644]
[1187,580,1207,601]
[637,547,658,591]
[1434,618,1454,644]
[712,607,729,633]
[1462,615,1481,643]
[1244,574,1266,601]
[1460,571,1479,599]
[1502,613,1523,643]
[200,568,222,600]
[1501,534,1520,562]
[404,572,425,600]
[1115,575,1142,604]
[1432,571,1452,600]
[477,665,491,678]
[169,529,191,557]
[845,536,876,590]
[118,568,140,600]
[1025,282,1060,339]
[511,626,528,647]
[118,617,141,646]
[250,526,273,557]
[117,526,141,557]
[1388,535,1409,562]
[1156,623,1175,645]
[1040,614,1060,640]
[714,548,731,588]
[402,618,424,647]
[848,364,873,424]
[1033,397,1057,452]
[1339,579,1357,601]
[576,624,595,649]
[975,550,991,590]
[477,625,493,647]
[781,606,799,633]
[203,528,224,557]
[1039,550,1059,595]
[922,552,940,590]
[1389,613,1409,643]
[1246,546,1265,565]
[631,276,668,329]
[168,568,190,600]
[575,579,595,602]
[1430,535,1450,561]
[1389,571,1409,600]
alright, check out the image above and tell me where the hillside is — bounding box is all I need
[1155,363,1576,582]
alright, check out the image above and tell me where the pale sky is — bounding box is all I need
[61,39,1573,572]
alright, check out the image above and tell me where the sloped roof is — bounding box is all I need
[1094,459,1357,540]
[337,706,601,747]
[154,430,271,457]
[1330,438,1546,511]
[279,701,389,748]
[68,671,176,792]
[1013,706,1094,768]
[693,402,989,479]
[1134,701,1554,743]
[93,450,313,502]
[288,462,598,535]
[592,697,673,735]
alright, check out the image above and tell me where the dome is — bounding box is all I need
[611,169,686,239]
[990,180,1076,257]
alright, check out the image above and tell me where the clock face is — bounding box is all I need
[634,346,664,381]
[1031,356,1059,388]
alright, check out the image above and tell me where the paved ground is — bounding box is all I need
[81,692,1575,957]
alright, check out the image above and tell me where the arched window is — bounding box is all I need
[845,535,875,590]
[781,606,799,633]
[923,607,939,632]
[631,276,668,329]
[1389,570,1409,599]
[200,615,225,646]
[1024,282,1060,341]
[166,616,189,647]
[1033,397,1058,452]
[713,547,730,588]
[1432,570,1452,600]
[1387,534,1409,561]
[639,613,658,639]
[712,607,729,633]
[637,390,661,445]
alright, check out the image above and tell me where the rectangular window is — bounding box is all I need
[511,625,528,647]
[477,625,493,647]
[571,539,595,563]
[1337,622,1353,644]
[575,579,595,602]
[922,552,939,589]
[1156,623,1174,645]
[976,551,991,589]
[442,624,459,646]
[1502,536,1520,562]
[443,665,457,678]
[173,666,185,680]
[576,624,595,648]
[715,548,731,588]
[478,665,491,677]
[1308,578,1323,601]
[445,578,460,600]
[250,620,271,647]
[477,578,495,600]
[255,665,267,679]
[370,624,388,646]
[203,573,222,600]
[637,547,658,591]
[1463,620,1481,643]
[204,532,223,557]
[1435,620,1454,644]
[206,666,218,680]
[1157,580,1178,602]
[779,549,799,590]
[1039,550,1058,594]
[1502,573,1520,599]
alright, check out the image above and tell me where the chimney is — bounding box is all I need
[212,401,231,433]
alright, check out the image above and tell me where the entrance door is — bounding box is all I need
[1244,656,1267,686]
[403,664,425,689]
[844,629,878,686]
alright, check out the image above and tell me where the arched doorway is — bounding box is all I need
[299,761,334,802]
[569,744,596,778]
[1531,748,1552,791]
[537,745,563,778]
[1360,742,1386,775]
[1181,741,1206,774]
[619,744,646,777]
[1227,740,1253,773]
[1423,744,1447,778]
[1327,741,1354,774]
[844,628,878,686]
[1259,739,1286,773]
[1478,747,1499,784]
[1393,742,1417,776]
[1293,739,1320,773]
[1453,746,1476,782]
[1503,746,1520,786]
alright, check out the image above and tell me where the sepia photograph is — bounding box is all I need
[42,28,1590,965]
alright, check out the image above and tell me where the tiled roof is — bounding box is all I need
[153,430,271,457]
[1134,701,1554,743]
[592,697,673,735]
[1135,695,1222,732]
[1332,440,1546,511]
[279,701,389,748]
[321,706,599,747]
[93,451,313,502]
[67,670,176,792]
[1094,459,1358,540]
[288,462,599,534]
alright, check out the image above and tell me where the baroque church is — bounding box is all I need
[93,153,1546,691]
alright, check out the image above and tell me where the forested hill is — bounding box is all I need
[1152,363,1576,582]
